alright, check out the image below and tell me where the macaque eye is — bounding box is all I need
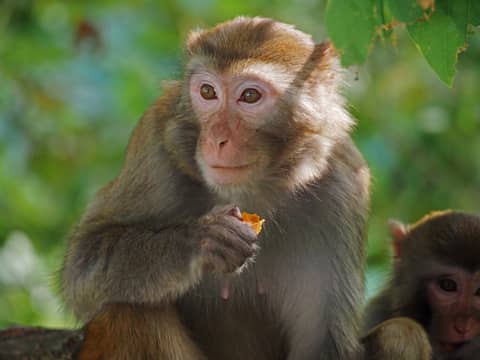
[475,288,480,296]
[438,278,458,292]
[239,88,261,104]
[200,84,217,100]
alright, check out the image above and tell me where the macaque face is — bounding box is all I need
[427,266,480,352]
[189,67,281,187]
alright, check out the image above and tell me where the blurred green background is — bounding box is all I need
[0,0,479,328]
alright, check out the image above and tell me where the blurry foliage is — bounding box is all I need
[0,0,479,327]
[326,0,480,85]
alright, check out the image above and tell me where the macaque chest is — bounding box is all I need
[177,273,287,360]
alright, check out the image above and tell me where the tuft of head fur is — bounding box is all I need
[187,17,313,69]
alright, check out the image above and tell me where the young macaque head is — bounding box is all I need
[389,211,480,354]
[167,17,352,198]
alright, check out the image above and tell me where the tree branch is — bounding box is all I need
[0,326,84,359]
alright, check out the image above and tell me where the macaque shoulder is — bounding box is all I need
[333,138,369,183]
[125,81,183,163]
[323,138,370,206]
[84,82,211,224]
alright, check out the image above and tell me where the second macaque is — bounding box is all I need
[364,211,480,360]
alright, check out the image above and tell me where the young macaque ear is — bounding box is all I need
[387,219,409,259]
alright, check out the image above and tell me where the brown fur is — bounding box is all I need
[79,304,205,360]
[187,17,316,70]
[363,211,480,359]
[403,211,480,272]
[62,17,370,360]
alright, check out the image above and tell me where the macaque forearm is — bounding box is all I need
[63,203,258,321]
[63,222,202,320]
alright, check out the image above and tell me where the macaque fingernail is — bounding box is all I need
[228,206,242,220]
[257,282,266,295]
[221,285,230,300]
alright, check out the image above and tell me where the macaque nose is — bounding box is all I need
[218,139,229,149]
[454,316,475,335]
[207,121,231,153]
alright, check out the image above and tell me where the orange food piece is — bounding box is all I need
[241,212,265,235]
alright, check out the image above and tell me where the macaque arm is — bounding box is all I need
[286,146,369,360]
[286,224,366,360]
[321,230,366,360]
[308,146,369,360]
[62,91,209,320]
[62,213,204,320]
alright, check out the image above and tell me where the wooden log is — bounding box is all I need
[0,326,83,359]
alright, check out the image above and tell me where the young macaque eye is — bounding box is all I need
[239,88,261,104]
[475,288,480,296]
[438,278,458,292]
[200,84,217,100]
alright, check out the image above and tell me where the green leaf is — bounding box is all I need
[406,0,471,86]
[386,0,429,23]
[470,1,480,26]
[325,0,377,66]
[443,0,469,37]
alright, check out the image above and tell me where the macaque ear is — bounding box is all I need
[314,41,342,84]
[388,219,409,258]
[316,41,339,64]
[186,29,205,55]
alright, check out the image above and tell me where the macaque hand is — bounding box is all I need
[196,205,259,274]
[449,337,480,360]
[363,317,432,360]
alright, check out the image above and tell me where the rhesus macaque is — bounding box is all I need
[364,211,480,360]
[61,17,370,360]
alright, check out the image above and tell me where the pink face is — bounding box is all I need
[427,267,480,352]
[189,69,279,187]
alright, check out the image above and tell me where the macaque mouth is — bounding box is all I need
[439,341,469,352]
[210,164,253,170]
[206,163,256,185]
